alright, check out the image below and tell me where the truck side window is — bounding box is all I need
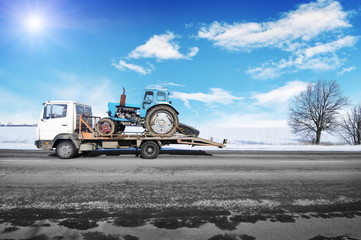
[85,107,92,116]
[76,106,84,115]
[52,104,67,118]
[157,91,166,101]
[43,105,52,119]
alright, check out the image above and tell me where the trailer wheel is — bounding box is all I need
[140,141,160,159]
[56,140,77,159]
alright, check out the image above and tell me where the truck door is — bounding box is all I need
[38,103,72,140]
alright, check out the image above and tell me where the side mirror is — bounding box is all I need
[169,101,172,104]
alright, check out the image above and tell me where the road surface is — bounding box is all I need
[0,149,360,240]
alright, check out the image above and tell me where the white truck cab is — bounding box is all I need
[35,101,92,152]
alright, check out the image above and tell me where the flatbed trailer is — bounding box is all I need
[51,115,226,159]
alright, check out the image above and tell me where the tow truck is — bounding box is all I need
[35,97,226,159]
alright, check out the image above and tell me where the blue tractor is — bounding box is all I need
[96,88,198,137]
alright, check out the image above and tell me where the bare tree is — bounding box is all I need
[339,105,361,145]
[288,79,349,144]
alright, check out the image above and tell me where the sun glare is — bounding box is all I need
[25,16,44,33]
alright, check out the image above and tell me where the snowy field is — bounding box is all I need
[0,126,360,151]
[0,127,38,150]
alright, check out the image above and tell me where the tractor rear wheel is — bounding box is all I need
[145,105,179,136]
[96,118,115,135]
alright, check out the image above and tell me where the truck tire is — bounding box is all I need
[145,105,179,136]
[96,118,115,135]
[140,141,160,159]
[56,140,77,159]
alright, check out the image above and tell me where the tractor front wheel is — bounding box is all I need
[145,105,178,136]
[96,118,115,135]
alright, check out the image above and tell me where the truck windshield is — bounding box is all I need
[43,104,67,119]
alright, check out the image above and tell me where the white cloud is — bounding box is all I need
[303,35,357,58]
[337,66,356,75]
[167,82,185,87]
[146,81,185,90]
[160,81,185,87]
[187,47,199,58]
[252,81,308,105]
[129,31,198,60]
[198,0,350,50]
[247,36,356,79]
[172,88,243,108]
[112,60,152,75]
[199,0,356,79]
[247,53,343,79]
[247,63,281,80]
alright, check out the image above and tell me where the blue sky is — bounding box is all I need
[0,0,360,127]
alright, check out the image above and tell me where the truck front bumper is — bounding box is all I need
[34,140,53,151]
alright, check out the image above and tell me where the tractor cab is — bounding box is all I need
[140,88,170,117]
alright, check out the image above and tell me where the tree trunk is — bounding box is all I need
[315,130,321,144]
[357,122,361,145]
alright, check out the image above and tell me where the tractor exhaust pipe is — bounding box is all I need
[120,87,126,109]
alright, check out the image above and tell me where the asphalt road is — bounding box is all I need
[0,149,361,240]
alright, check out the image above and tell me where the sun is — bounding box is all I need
[25,16,44,33]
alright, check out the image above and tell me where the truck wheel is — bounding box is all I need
[96,118,115,135]
[145,106,179,136]
[56,140,77,159]
[140,141,160,159]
